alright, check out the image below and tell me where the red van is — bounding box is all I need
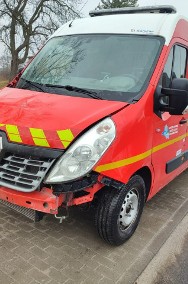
[0,6,188,245]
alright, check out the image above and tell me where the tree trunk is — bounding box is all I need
[10,54,19,81]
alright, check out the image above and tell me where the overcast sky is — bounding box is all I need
[81,0,188,16]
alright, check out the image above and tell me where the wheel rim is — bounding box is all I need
[118,188,139,231]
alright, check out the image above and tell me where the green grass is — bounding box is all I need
[0,81,8,88]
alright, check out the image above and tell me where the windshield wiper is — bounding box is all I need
[20,78,45,92]
[45,84,103,100]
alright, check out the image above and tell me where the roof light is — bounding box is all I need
[90,5,177,17]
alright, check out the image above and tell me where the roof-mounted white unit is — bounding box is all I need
[89,5,177,17]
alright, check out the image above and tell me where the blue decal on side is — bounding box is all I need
[162,125,170,139]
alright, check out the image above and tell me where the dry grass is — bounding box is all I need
[0,81,8,89]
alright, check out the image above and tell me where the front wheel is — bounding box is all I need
[95,175,146,245]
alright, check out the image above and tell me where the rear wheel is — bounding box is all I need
[95,175,146,245]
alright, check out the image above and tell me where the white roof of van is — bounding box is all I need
[52,11,187,45]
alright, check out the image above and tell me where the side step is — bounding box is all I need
[0,199,44,222]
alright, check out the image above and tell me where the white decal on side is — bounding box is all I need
[176,149,182,157]
[169,125,178,135]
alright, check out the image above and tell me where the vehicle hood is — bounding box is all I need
[0,88,128,149]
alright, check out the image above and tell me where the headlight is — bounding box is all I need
[45,118,116,183]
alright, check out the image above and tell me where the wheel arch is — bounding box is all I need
[133,166,152,201]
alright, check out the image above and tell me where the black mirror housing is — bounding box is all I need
[157,78,188,115]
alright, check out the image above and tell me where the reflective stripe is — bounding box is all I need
[30,128,50,147]
[6,125,23,143]
[57,129,74,148]
[95,150,152,172]
[95,134,187,173]
[152,134,186,153]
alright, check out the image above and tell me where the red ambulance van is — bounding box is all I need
[0,6,188,245]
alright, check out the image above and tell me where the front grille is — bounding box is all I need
[0,154,54,192]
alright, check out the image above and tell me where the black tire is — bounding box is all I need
[95,175,146,246]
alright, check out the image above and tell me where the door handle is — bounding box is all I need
[179,119,188,125]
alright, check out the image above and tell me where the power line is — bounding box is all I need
[79,0,89,13]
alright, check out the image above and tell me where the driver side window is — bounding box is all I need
[160,45,187,104]
[161,45,187,88]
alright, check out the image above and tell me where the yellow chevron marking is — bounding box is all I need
[30,128,46,139]
[6,125,20,135]
[32,138,50,147]
[57,129,74,141]
[6,125,22,143]
[0,123,76,148]
[57,129,74,148]
[30,128,50,147]
[62,141,71,148]
[8,134,22,143]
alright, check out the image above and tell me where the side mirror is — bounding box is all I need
[156,78,188,115]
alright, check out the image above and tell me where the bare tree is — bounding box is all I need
[0,0,80,79]
[96,0,138,9]
[0,49,11,81]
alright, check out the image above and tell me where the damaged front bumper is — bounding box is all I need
[0,186,64,214]
[0,181,104,216]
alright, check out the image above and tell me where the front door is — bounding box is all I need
[152,44,188,192]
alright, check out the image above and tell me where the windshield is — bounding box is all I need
[17,34,163,102]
